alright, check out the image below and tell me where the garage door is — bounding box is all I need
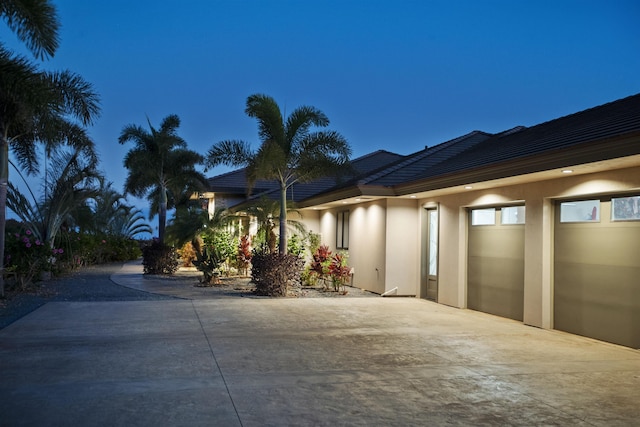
[554,196,640,349]
[468,206,525,321]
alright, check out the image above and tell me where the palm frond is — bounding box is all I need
[206,139,253,168]
[286,105,329,148]
[245,94,285,144]
[0,0,60,60]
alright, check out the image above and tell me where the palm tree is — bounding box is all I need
[166,204,235,248]
[118,114,206,244]
[207,94,351,254]
[77,180,152,239]
[7,147,101,246]
[0,51,99,297]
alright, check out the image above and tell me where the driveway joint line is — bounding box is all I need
[191,301,244,427]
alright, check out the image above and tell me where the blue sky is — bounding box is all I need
[3,0,640,221]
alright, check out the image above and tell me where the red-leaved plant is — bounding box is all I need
[237,235,252,276]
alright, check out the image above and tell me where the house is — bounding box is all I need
[204,93,640,349]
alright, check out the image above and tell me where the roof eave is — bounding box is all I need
[394,133,640,196]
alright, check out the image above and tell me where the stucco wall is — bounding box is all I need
[298,210,320,241]
[384,198,420,295]
[350,201,387,294]
[316,201,389,294]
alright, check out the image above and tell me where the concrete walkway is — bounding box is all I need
[1,264,639,426]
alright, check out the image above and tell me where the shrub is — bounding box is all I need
[310,244,331,276]
[203,231,236,275]
[178,242,197,267]
[250,252,305,296]
[307,232,321,257]
[56,232,141,268]
[287,234,306,257]
[4,230,64,289]
[328,252,352,293]
[236,235,252,276]
[141,240,179,275]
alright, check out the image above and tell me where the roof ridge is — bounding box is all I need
[351,149,402,162]
[522,93,640,132]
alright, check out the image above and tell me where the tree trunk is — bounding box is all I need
[0,136,9,298]
[278,183,287,254]
[158,186,167,245]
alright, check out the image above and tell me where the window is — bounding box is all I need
[560,200,600,223]
[336,211,349,249]
[471,208,496,225]
[501,206,526,224]
[611,195,640,221]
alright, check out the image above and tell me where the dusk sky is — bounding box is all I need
[3,0,640,219]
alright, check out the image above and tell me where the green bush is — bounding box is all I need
[202,231,236,274]
[57,232,141,268]
[251,252,305,296]
[287,234,306,257]
[141,240,179,275]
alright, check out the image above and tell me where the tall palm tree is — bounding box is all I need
[0,52,99,297]
[207,94,351,254]
[118,114,206,244]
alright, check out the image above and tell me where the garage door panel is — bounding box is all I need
[468,210,524,322]
[469,227,524,259]
[555,263,639,347]
[555,199,640,349]
[555,226,640,266]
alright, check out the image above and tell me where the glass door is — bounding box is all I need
[421,208,438,301]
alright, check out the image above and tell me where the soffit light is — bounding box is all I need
[562,169,573,174]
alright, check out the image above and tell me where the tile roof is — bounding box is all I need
[206,168,278,195]
[403,93,640,184]
[359,130,494,187]
[206,149,405,204]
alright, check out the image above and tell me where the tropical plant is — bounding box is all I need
[0,2,99,297]
[191,237,225,285]
[243,196,306,254]
[236,234,252,276]
[7,147,101,248]
[118,114,206,244]
[328,252,351,293]
[4,227,64,289]
[203,230,236,275]
[287,233,305,257]
[166,205,234,248]
[178,241,197,267]
[79,179,152,239]
[309,244,332,278]
[207,93,351,254]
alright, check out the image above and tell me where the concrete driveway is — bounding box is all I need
[1,265,639,426]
